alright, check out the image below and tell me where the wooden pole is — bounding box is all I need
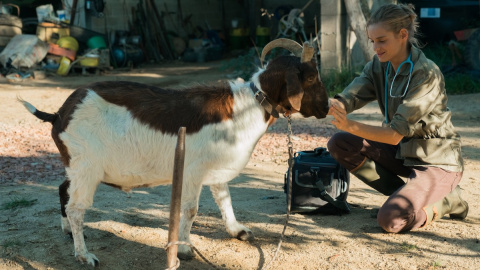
[166,127,186,269]
[70,0,78,25]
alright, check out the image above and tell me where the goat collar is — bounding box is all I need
[249,82,284,118]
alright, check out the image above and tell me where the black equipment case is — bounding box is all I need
[284,147,351,214]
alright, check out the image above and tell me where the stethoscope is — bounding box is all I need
[383,53,413,126]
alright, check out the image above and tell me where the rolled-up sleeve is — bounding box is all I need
[335,61,378,114]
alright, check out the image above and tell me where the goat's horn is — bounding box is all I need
[301,42,315,63]
[260,38,303,67]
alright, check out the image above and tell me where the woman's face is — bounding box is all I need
[367,23,408,66]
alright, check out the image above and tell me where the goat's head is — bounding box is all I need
[258,38,329,119]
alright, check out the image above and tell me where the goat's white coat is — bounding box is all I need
[59,80,269,264]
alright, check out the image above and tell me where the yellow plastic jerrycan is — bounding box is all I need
[57,57,71,76]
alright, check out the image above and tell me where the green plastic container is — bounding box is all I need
[87,36,107,49]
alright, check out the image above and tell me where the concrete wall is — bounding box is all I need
[319,0,348,74]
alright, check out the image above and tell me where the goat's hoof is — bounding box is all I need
[76,252,99,267]
[228,224,254,241]
[236,229,254,241]
[177,245,195,260]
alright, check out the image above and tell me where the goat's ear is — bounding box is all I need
[285,69,304,111]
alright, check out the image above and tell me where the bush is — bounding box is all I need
[422,43,480,95]
[444,73,480,94]
[220,48,261,80]
[321,67,358,97]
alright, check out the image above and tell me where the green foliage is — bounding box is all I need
[422,43,480,95]
[220,48,261,80]
[444,73,480,94]
[1,197,37,210]
[321,67,358,97]
[428,261,445,269]
[422,43,452,68]
[399,241,418,251]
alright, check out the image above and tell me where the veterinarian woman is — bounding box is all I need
[327,3,468,233]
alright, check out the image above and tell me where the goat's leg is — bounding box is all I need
[177,180,203,260]
[59,180,72,236]
[66,205,99,266]
[64,167,101,266]
[210,183,254,241]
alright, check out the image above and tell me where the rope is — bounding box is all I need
[262,113,295,270]
[164,241,223,270]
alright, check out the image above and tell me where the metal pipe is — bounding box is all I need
[166,127,186,269]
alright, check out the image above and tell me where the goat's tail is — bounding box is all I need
[18,97,57,124]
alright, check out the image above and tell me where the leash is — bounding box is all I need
[262,113,295,270]
[164,241,222,270]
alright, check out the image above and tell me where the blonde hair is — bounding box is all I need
[367,3,421,47]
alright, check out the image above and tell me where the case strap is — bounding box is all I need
[314,171,351,213]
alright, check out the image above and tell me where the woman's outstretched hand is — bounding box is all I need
[328,98,349,131]
[327,98,404,145]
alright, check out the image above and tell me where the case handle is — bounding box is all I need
[312,169,351,213]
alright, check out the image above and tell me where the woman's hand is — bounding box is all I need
[328,98,345,115]
[329,99,349,131]
[327,98,404,145]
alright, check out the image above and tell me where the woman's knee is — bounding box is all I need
[377,200,416,233]
[377,208,404,233]
[327,132,367,170]
[327,132,356,159]
[326,133,341,156]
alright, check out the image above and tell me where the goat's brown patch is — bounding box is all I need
[102,182,156,191]
[53,89,90,166]
[85,81,235,135]
[59,180,70,217]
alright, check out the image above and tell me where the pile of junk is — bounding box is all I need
[0,3,142,82]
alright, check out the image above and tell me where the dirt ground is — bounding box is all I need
[0,61,479,270]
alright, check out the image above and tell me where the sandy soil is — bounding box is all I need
[0,61,479,270]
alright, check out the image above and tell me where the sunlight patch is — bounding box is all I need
[122,73,164,78]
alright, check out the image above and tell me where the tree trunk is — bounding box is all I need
[344,0,375,62]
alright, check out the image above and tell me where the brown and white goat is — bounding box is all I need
[20,38,329,266]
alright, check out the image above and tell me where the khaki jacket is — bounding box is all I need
[336,46,463,172]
